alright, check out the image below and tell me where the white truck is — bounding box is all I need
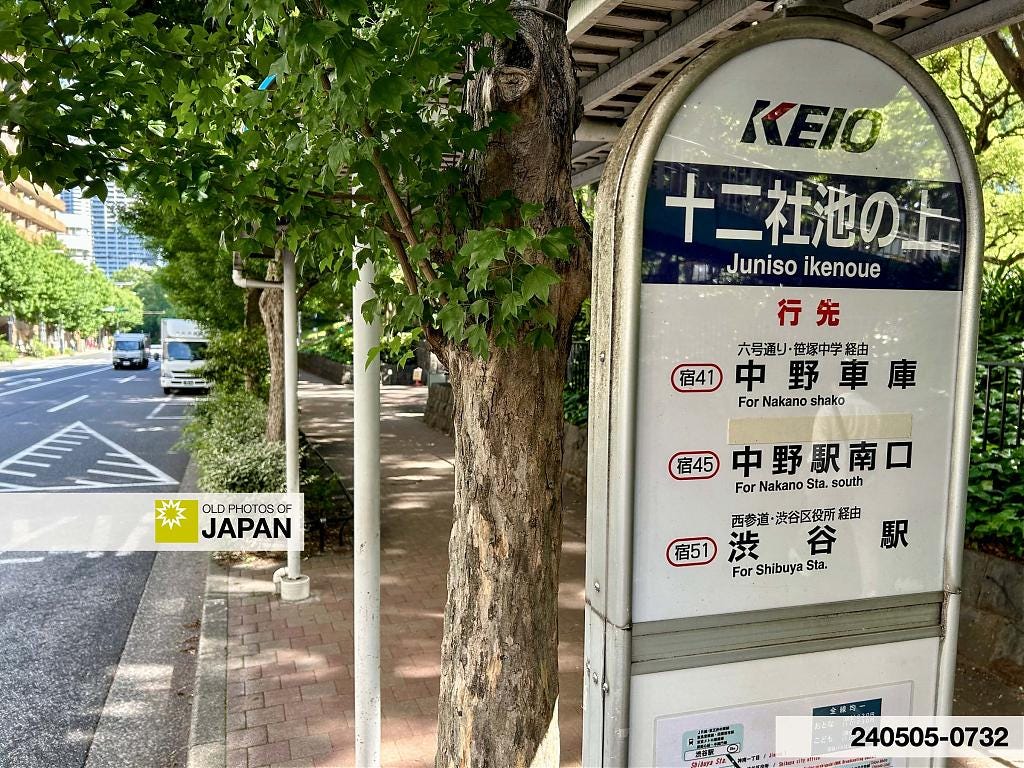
[160,318,209,394]
[112,332,150,369]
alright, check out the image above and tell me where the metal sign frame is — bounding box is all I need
[583,14,983,767]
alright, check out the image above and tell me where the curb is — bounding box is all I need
[183,454,229,768]
[186,559,228,768]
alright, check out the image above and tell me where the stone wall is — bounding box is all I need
[959,549,1024,672]
[423,382,588,491]
[298,353,352,385]
[424,382,454,435]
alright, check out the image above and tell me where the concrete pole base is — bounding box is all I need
[279,575,311,601]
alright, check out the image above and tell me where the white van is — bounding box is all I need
[160,318,209,394]
[112,332,150,369]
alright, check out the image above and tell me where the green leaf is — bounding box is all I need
[521,265,560,303]
[466,322,489,359]
[369,75,406,113]
[539,227,577,262]
[436,302,466,341]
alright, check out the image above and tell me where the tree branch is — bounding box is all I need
[382,213,420,295]
[984,28,1024,103]
[296,273,322,303]
[363,125,439,284]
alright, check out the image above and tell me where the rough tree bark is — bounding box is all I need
[259,257,285,442]
[434,2,591,765]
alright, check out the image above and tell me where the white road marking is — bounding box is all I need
[0,421,178,492]
[116,375,137,384]
[146,395,195,421]
[0,366,77,384]
[26,452,62,459]
[13,460,50,468]
[0,365,109,398]
[47,394,89,413]
[86,468,162,480]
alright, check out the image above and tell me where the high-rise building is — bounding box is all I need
[60,182,157,276]
[56,187,93,266]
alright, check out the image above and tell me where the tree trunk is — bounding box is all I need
[244,286,265,394]
[435,2,590,765]
[437,341,573,767]
[260,258,285,442]
[244,286,263,330]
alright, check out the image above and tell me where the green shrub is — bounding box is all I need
[197,328,269,397]
[181,389,285,493]
[563,389,588,427]
[197,438,286,494]
[25,342,57,357]
[966,445,1024,559]
[300,322,353,364]
[0,340,17,362]
[301,321,420,366]
[978,266,1024,361]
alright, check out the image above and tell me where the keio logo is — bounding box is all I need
[740,100,884,153]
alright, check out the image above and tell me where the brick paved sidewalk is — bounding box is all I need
[221,373,587,768]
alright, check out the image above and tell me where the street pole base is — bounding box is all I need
[279,575,311,601]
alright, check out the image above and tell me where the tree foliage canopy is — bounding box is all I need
[0,0,586,360]
[926,35,1024,268]
[0,222,140,335]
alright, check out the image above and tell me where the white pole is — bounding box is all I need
[280,249,310,600]
[353,256,381,768]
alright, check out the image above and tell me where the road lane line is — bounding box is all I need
[13,460,50,468]
[116,375,137,383]
[0,469,35,477]
[97,460,142,468]
[0,367,75,384]
[47,394,89,413]
[46,446,73,452]
[86,469,163,480]
[26,452,62,459]
[0,365,109,398]
[1,377,41,386]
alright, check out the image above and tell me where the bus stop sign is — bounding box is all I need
[584,12,981,768]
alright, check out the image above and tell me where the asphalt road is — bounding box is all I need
[0,352,194,768]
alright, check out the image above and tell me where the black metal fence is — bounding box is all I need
[977,361,1024,450]
[566,341,589,392]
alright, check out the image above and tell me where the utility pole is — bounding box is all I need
[232,250,310,601]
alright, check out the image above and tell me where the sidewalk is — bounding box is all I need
[218,372,586,768]
[213,372,1023,768]
[0,348,107,370]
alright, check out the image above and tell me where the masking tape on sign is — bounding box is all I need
[728,413,913,445]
